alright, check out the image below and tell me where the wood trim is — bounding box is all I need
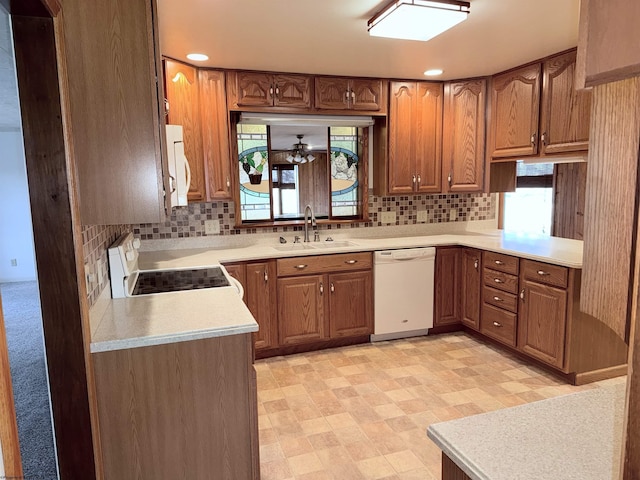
[497,192,505,229]
[12,13,98,479]
[10,0,60,16]
[255,335,370,360]
[573,364,628,386]
[441,453,472,480]
[0,294,23,478]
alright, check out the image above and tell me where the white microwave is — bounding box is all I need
[166,124,191,207]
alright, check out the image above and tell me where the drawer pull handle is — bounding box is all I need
[537,270,549,276]
[520,289,525,301]
[295,264,308,270]
[320,282,324,295]
[494,260,504,265]
[330,282,335,293]
[264,271,268,282]
[345,260,358,265]
[474,259,479,270]
[493,296,502,302]
[493,321,503,328]
[494,278,503,283]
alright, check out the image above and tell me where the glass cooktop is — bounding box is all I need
[132,267,231,295]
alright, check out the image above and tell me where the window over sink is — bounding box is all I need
[234,115,371,225]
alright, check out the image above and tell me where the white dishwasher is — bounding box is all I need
[372,247,435,342]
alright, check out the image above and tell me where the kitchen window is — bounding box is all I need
[503,161,554,235]
[234,117,369,225]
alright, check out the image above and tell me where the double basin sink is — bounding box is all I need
[273,240,358,252]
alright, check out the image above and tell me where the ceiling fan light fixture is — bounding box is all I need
[368,0,470,42]
[288,134,315,164]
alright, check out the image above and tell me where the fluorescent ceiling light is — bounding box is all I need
[186,53,209,61]
[239,113,375,127]
[368,0,470,42]
[424,69,444,76]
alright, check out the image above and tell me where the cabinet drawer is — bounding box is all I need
[483,286,518,313]
[483,268,519,294]
[481,304,517,347]
[521,259,568,288]
[483,251,519,275]
[277,252,372,277]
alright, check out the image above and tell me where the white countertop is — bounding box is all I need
[90,229,582,353]
[427,379,626,480]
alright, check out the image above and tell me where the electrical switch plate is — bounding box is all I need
[416,211,428,223]
[97,262,104,286]
[84,263,94,291]
[449,208,458,221]
[204,219,220,235]
[10,259,17,267]
[380,211,396,224]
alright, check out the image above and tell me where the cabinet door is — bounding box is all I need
[315,77,350,110]
[434,248,461,326]
[443,79,486,192]
[540,51,591,155]
[388,82,416,194]
[329,271,373,337]
[273,74,311,108]
[350,79,383,111]
[199,70,232,199]
[246,261,278,351]
[415,82,443,193]
[277,275,326,345]
[164,59,206,202]
[62,0,169,224]
[518,279,567,368]
[461,249,482,330]
[490,63,542,159]
[234,71,273,107]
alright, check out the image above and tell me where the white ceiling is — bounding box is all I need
[157,0,581,81]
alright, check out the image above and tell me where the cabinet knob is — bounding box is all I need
[320,282,324,295]
[448,172,452,186]
[541,132,547,145]
[417,174,421,185]
[295,264,308,270]
[344,90,350,102]
[493,321,503,328]
[474,259,479,270]
[345,260,358,265]
[494,260,504,265]
[275,85,280,96]
[520,288,525,301]
[494,278,503,284]
[537,270,549,276]
[493,296,502,302]
[530,132,537,146]
[269,85,274,96]
[330,282,335,293]
[226,176,230,188]
[264,270,268,282]
[412,174,417,185]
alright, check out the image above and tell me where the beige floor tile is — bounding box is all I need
[385,449,425,473]
[373,403,407,420]
[325,412,357,430]
[315,445,353,466]
[288,452,324,476]
[299,417,333,436]
[357,456,397,479]
[346,440,381,462]
[260,458,293,480]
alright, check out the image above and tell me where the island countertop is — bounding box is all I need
[427,379,625,480]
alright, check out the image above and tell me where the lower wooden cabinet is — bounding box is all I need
[434,247,462,327]
[277,274,326,345]
[460,248,482,330]
[328,271,373,338]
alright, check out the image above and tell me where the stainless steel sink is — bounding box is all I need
[272,244,316,252]
[312,241,358,249]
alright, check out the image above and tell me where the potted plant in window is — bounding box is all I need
[241,151,267,185]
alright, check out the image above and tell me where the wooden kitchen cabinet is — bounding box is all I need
[164,59,206,202]
[277,274,326,345]
[460,248,482,330]
[387,81,443,194]
[443,79,486,193]
[227,71,312,110]
[540,51,591,156]
[489,63,542,159]
[434,247,461,327]
[93,334,260,480]
[276,252,373,349]
[315,77,387,113]
[199,69,233,199]
[62,0,170,224]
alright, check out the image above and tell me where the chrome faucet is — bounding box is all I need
[303,204,317,242]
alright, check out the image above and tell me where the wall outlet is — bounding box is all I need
[449,208,458,221]
[416,211,428,223]
[97,262,104,286]
[204,219,221,235]
[380,211,396,224]
[10,259,17,267]
[84,262,95,291]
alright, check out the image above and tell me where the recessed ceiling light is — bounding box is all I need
[424,69,444,76]
[186,53,209,62]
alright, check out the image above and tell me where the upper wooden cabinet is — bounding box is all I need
[443,79,486,192]
[540,51,591,155]
[489,63,542,159]
[164,59,206,202]
[198,70,232,200]
[489,50,591,161]
[315,77,387,113]
[62,0,170,224]
[227,71,312,110]
[386,81,443,195]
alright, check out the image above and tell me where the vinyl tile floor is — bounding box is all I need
[255,332,624,480]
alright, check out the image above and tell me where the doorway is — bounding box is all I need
[0,4,58,478]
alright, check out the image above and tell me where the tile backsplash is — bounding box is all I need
[133,193,495,240]
[84,192,495,307]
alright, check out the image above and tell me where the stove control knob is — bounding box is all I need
[132,238,141,249]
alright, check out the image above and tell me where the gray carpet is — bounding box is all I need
[0,281,57,480]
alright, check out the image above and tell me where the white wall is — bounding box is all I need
[0,129,36,282]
